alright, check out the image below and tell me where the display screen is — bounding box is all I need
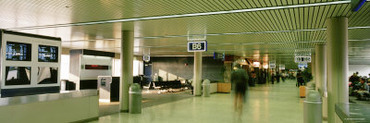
[5,66,31,85]
[37,67,58,84]
[6,42,32,61]
[38,45,58,62]
[85,65,109,70]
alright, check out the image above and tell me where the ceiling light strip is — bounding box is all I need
[348,26,370,29]
[137,28,327,39]
[8,1,350,30]
[60,26,370,42]
[135,25,370,39]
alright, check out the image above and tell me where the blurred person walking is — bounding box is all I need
[231,62,249,116]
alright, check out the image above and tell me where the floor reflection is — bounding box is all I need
[93,80,304,123]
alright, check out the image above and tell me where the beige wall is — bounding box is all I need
[61,48,70,55]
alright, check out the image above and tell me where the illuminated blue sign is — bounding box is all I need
[352,0,366,12]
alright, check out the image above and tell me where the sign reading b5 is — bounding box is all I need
[187,41,207,52]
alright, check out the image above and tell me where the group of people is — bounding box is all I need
[349,72,370,100]
[270,71,288,84]
[229,62,316,117]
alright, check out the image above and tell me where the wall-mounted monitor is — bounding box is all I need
[38,45,58,62]
[6,42,32,61]
[37,67,58,84]
[5,66,31,85]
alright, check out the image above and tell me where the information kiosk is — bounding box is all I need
[0,30,61,97]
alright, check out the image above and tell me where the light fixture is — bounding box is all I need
[263,63,268,69]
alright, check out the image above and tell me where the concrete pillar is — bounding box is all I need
[326,17,349,123]
[315,44,327,93]
[315,44,328,119]
[193,52,202,96]
[120,30,134,112]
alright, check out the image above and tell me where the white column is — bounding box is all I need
[193,52,202,96]
[326,17,349,123]
[315,44,328,119]
[120,30,134,112]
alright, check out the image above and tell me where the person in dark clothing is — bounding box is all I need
[231,62,248,116]
[349,73,360,85]
[249,71,256,86]
[271,73,275,84]
[297,71,304,87]
[276,72,280,83]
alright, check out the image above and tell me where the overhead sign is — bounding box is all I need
[295,56,311,63]
[269,61,276,68]
[213,52,225,61]
[253,62,260,67]
[351,0,366,11]
[187,41,207,52]
[263,63,268,69]
[279,64,285,70]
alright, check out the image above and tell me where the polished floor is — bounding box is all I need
[90,79,305,123]
[99,90,193,116]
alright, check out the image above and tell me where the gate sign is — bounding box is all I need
[295,56,311,63]
[187,41,207,52]
[269,61,276,68]
[279,64,285,70]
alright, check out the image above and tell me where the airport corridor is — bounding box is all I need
[90,79,305,123]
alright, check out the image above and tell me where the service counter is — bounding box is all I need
[0,90,99,123]
[217,83,231,93]
[210,83,218,93]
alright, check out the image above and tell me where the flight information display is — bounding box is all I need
[6,42,32,61]
[38,45,58,62]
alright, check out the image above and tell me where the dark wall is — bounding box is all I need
[151,57,224,81]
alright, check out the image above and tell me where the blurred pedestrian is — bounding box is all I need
[297,70,304,87]
[276,72,280,83]
[271,72,275,84]
[231,62,249,116]
[281,72,286,82]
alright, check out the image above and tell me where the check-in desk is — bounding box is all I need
[217,83,231,93]
[0,90,99,123]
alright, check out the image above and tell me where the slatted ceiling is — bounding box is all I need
[0,1,369,66]
[231,0,245,8]
[349,29,370,39]
[349,3,370,26]
[0,0,350,29]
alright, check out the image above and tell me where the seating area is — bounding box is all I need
[348,72,370,101]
